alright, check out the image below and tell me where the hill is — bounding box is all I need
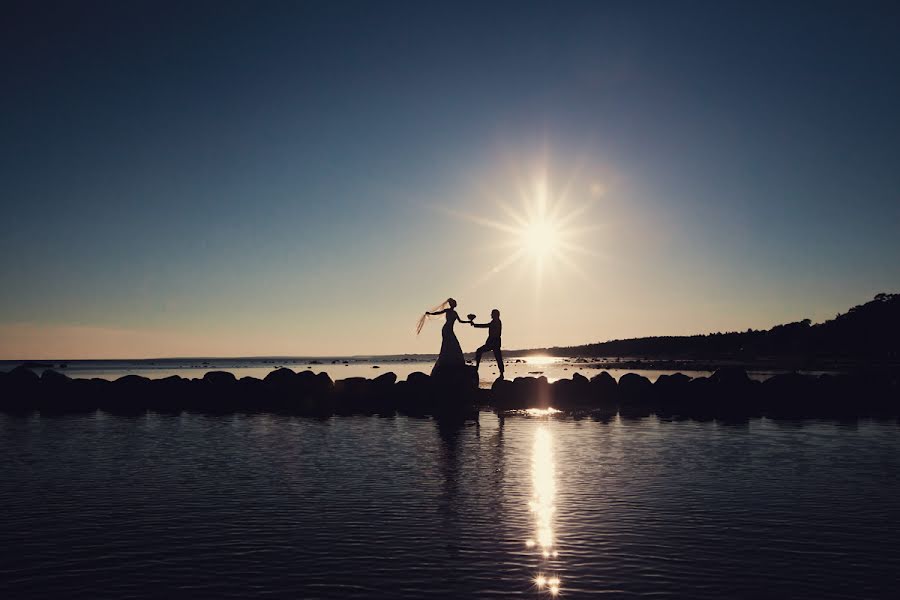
[523,294,900,362]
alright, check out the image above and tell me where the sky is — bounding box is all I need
[1,0,899,359]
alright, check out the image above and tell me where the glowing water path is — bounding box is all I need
[527,424,561,595]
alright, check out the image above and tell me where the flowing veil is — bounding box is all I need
[415,300,451,335]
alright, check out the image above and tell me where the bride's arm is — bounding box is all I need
[425,309,448,316]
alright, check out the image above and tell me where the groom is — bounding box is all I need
[471,309,504,378]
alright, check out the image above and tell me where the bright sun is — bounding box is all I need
[451,165,602,293]
[521,219,560,259]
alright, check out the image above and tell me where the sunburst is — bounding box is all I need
[452,165,604,293]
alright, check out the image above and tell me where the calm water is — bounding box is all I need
[1,411,898,599]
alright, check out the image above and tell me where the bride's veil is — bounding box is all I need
[415,299,451,335]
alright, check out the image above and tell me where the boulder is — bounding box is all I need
[618,373,653,397]
[264,367,297,386]
[617,373,654,416]
[710,367,753,388]
[373,371,398,386]
[7,365,40,385]
[589,371,618,406]
[760,372,815,415]
[114,374,151,386]
[509,376,551,408]
[203,371,237,385]
[552,372,591,407]
[431,364,478,389]
[407,371,431,387]
[654,372,691,392]
[41,369,72,385]
[490,377,515,408]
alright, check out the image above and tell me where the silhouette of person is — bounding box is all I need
[425,298,473,375]
[471,309,504,378]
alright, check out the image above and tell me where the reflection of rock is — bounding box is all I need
[1,367,898,419]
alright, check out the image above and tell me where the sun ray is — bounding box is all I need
[554,201,597,229]
[469,247,527,287]
[440,207,522,235]
[560,223,609,237]
[496,200,530,228]
[455,158,607,296]
[557,240,606,258]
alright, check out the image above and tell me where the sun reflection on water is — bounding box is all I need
[529,425,561,595]
[525,407,561,417]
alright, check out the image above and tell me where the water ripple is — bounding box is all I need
[1,412,899,598]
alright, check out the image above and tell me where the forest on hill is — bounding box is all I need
[528,294,900,361]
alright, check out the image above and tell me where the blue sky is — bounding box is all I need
[1,1,898,358]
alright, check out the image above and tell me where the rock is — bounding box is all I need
[407,371,430,387]
[41,369,72,385]
[1,366,897,418]
[114,374,151,386]
[619,372,652,395]
[590,371,617,389]
[334,377,374,412]
[710,367,753,388]
[588,371,618,410]
[7,365,40,385]
[655,372,691,389]
[618,373,653,415]
[552,372,591,407]
[506,376,551,409]
[203,371,237,385]
[431,364,478,389]
[264,368,297,385]
[373,371,397,386]
[760,372,815,415]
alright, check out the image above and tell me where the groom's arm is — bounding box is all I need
[471,322,490,328]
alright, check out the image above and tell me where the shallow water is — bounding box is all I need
[1,411,898,599]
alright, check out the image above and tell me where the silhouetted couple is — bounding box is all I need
[423,298,503,378]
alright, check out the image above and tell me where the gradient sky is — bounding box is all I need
[1,0,899,358]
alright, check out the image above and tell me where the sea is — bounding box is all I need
[3,356,897,598]
[0,410,897,598]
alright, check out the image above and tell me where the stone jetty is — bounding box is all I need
[1,365,898,419]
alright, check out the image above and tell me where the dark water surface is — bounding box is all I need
[2,411,898,599]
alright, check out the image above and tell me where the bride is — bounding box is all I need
[418,298,472,375]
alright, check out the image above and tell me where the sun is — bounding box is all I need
[521,219,561,259]
[448,164,602,293]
